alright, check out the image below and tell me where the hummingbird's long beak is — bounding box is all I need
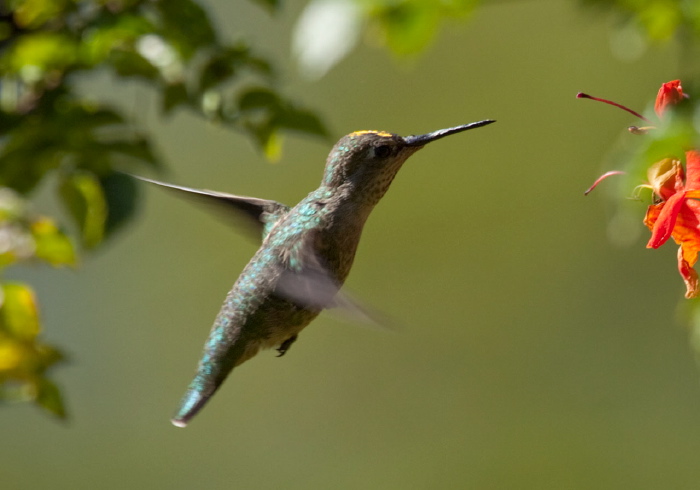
[403,120,495,147]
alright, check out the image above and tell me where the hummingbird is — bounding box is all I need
[139,120,495,427]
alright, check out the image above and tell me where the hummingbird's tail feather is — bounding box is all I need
[171,328,264,427]
[171,354,240,427]
[171,353,229,427]
[171,380,217,428]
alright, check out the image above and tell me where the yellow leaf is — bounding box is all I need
[31,217,77,267]
[59,171,107,249]
[0,338,24,372]
[263,131,283,162]
[0,282,41,340]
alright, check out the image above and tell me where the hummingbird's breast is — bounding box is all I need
[308,192,372,285]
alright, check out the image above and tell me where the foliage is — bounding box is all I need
[293,0,481,78]
[292,0,700,80]
[579,0,700,41]
[0,188,72,417]
[0,0,327,418]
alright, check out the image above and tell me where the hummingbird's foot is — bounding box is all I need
[276,335,298,357]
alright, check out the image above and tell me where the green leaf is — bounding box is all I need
[623,96,699,182]
[36,342,64,368]
[12,0,70,30]
[63,105,127,132]
[162,82,190,114]
[250,0,281,12]
[199,53,238,93]
[276,105,329,138]
[0,140,62,195]
[153,0,217,59]
[31,217,77,267]
[579,0,688,42]
[101,172,139,237]
[58,171,108,249]
[108,50,161,80]
[97,137,161,168]
[81,13,155,66]
[34,377,66,419]
[360,0,479,56]
[238,87,280,111]
[234,87,329,154]
[3,32,78,81]
[198,45,272,92]
[371,2,441,55]
[0,110,23,135]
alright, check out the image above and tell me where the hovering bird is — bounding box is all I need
[139,121,495,427]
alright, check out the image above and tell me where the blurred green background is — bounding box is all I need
[5,0,700,488]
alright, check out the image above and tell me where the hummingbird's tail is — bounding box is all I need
[171,378,216,428]
[171,350,243,427]
[171,328,263,427]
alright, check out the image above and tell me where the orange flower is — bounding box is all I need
[580,79,700,298]
[654,80,685,117]
[644,151,700,298]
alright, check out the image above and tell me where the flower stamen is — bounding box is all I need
[584,170,626,196]
[577,92,652,123]
[628,126,655,135]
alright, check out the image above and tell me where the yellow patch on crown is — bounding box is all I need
[350,130,393,138]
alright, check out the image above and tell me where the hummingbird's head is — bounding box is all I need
[322,121,495,205]
[322,130,413,197]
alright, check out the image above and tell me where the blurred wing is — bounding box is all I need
[275,236,391,328]
[330,288,395,331]
[134,175,290,241]
[275,237,339,309]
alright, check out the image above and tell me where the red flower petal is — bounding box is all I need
[683,150,700,190]
[671,199,700,266]
[654,80,684,117]
[646,192,686,248]
[678,247,700,298]
[646,197,700,297]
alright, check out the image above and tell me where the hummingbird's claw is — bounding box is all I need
[276,335,298,357]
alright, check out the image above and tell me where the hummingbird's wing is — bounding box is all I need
[276,258,339,310]
[277,264,391,328]
[275,237,390,328]
[134,176,290,241]
[329,288,393,330]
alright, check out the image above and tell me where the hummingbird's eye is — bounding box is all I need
[373,145,392,158]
